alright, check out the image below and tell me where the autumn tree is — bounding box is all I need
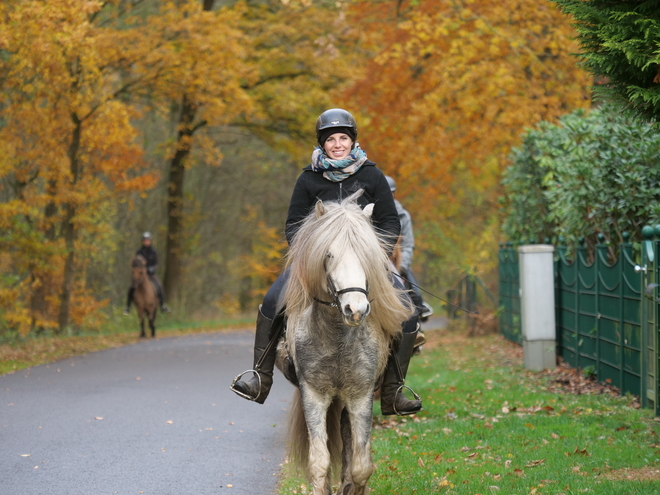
[0,1,166,332]
[342,0,591,286]
[154,0,360,304]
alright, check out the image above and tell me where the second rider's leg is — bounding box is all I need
[150,275,170,313]
[123,287,134,316]
[380,272,423,416]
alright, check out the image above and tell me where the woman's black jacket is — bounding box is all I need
[285,160,400,255]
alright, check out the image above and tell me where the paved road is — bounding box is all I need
[1,330,294,495]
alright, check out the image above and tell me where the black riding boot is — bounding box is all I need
[151,277,170,313]
[381,321,423,416]
[231,307,280,404]
[124,288,134,315]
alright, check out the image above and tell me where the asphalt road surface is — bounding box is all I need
[1,330,295,495]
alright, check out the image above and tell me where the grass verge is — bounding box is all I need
[278,323,660,494]
[0,312,253,376]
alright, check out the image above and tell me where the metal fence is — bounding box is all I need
[498,228,660,415]
[498,243,521,344]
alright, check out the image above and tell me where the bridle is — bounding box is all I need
[313,253,370,310]
[314,274,370,309]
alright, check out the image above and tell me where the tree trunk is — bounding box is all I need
[31,179,57,330]
[164,94,199,305]
[58,114,82,332]
[163,0,214,306]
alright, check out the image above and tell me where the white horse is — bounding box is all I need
[276,190,414,495]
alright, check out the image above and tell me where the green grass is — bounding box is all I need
[0,311,253,375]
[278,326,660,494]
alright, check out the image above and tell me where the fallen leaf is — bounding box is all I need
[525,459,545,468]
[571,446,590,456]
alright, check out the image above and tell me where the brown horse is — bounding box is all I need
[130,255,158,338]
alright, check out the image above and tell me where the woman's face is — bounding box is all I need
[323,133,353,160]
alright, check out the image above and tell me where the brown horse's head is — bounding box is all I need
[131,255,148,288]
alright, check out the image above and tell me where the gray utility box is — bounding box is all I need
[518,244,556,371]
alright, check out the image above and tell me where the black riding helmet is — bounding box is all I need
[315,108,358,148]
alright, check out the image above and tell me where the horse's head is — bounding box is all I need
[315,200,374,327]
[285,190,413,338]
[131,255,147,288]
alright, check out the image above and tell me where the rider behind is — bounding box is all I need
[124,232,170,315]
[230,108,423,416]
[386,176,433,351]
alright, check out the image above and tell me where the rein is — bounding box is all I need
[394,272,479,315]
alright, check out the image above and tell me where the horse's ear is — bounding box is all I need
[315,200,326,218]
[362,203,375,219]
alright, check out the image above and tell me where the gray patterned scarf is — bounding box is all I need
[311,144,368,182]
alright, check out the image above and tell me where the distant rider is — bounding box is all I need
[124,232,170,315]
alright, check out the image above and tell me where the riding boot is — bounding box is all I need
[124,288,134,316]
[380,321,423,416]
[151,276,170,313]
[231,307,281,404]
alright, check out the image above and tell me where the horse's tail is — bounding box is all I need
[285,389,343,483]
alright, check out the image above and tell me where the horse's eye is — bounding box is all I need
[326,252,333,259]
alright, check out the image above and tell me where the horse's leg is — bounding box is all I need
[139,313,146,339]
[338,407,355,493]
[338,395,375,495]
[300,386,334,495]
[150,309,157,338]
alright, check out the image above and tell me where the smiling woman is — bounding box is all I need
[323,133,353,159]
[230,108,423,417]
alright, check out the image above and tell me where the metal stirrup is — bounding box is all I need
[390,341,423,416]
[229,312,284,401]
[393,384,423,416]
[230,370,262,402]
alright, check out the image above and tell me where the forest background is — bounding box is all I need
[0,0,592,336]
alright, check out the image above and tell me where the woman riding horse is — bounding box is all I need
[231,108,422,416]
[124,231,170,315]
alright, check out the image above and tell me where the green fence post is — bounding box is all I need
[640,225,656,412]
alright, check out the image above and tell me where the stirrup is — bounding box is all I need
[420,302,434,319]
[230,369,262,402]
[393,384,423,416]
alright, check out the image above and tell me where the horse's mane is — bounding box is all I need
[132,255,146,268]
[283,190,413,339]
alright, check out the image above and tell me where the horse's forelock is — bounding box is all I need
[284,193,413,337]
[132,255,146,268]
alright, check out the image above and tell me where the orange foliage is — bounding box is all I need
[0,1,160,332]
[234,206,288,304]
[343,0,591,277]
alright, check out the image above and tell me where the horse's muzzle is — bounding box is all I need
[342,303,370,327]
